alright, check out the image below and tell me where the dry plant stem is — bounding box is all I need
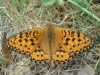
[92,59,100,75]
[82,59,94,73]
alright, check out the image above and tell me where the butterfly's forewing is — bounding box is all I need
[7,29,45,54]
[53,28,93,63]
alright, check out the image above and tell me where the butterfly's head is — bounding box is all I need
[46,23,52,28]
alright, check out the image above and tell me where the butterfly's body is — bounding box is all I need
[6,23,93,64]
[45,24,53,58]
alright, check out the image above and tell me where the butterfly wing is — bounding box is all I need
[6,29,45,54]
[52,28,93,63]
[28,38,51,63]
[6,28,51,63]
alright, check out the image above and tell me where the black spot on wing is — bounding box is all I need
[64,42,68,45]
[64,30,66,37]
[25,32,28,36]
[30,39,34,42]
[77,32,80,37]
[71,31,75,36]
[24,38,28,42]
[72,38,75,41]
[31,43,35,45]
[24,45,27,47]
[19,39,22,42]
[78,38,81,42]
[33,30,38,36]
[73,45,75,47]
[19,33,23,38]
[66,38,70,41]
[20,44,22,46]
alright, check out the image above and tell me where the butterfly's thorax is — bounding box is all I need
[45,24,54,43]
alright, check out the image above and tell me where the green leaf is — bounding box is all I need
[57,0,64,6]
[72,0,88,7]
[41,0,56,6]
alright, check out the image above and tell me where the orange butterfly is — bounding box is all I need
[6,23,93,64]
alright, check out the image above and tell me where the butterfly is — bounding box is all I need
[6,23,93,64]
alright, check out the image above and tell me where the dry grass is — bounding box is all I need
[0,0,100,75]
